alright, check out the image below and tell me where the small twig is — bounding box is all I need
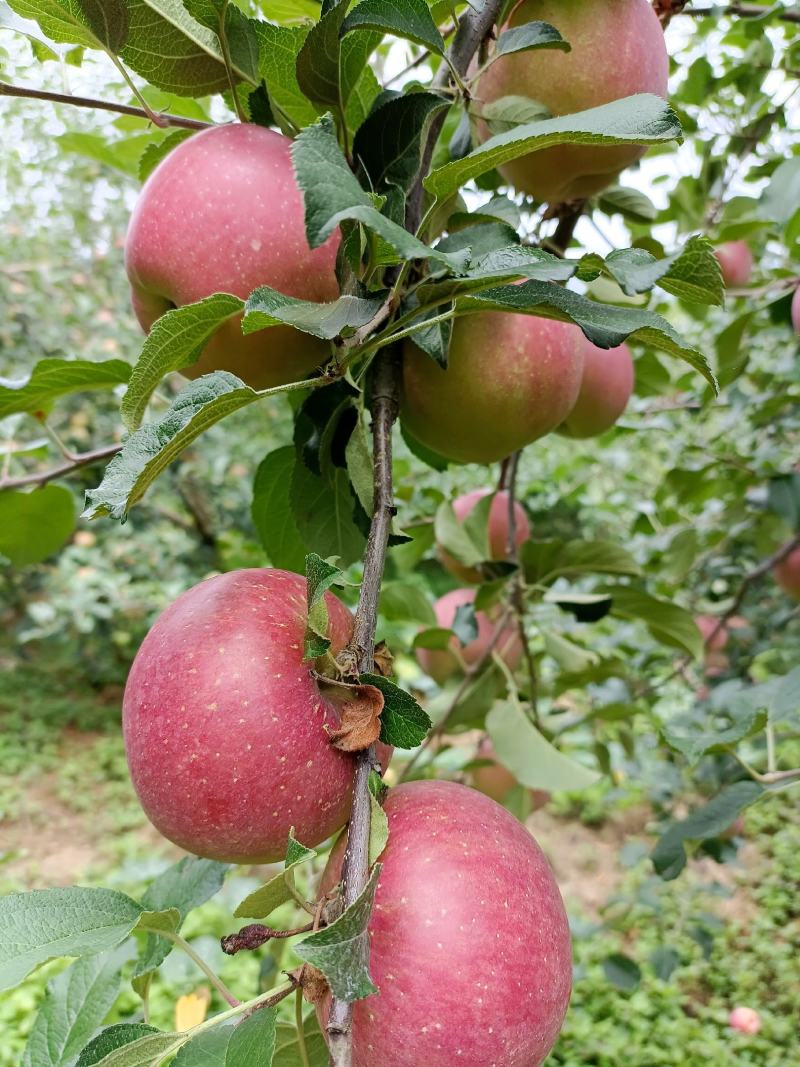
[0,443,121,490]
[680,3,800,24]
[704,535,800,650]
[168,932,239,1007]
[326,351,401,1066]
[400,606,515,782]
[0,80,211,129]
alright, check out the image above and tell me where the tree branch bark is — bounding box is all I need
[0,444,122,491]
[326,4,505,1064]
[0,81,211,129]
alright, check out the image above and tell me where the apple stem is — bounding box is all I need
[0,80,210,130]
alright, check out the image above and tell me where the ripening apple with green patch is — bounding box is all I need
[402,313,585,464]
[125,124,339,390]
[474,0,669,203]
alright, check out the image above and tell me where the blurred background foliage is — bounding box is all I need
[0,3,799,1065]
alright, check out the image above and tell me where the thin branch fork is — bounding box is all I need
[0,81,211,130]
[680,3,800,24]
[0,443,121,491]
[704,534,800,649]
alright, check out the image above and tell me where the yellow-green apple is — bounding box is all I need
[474,0,669,202]
[416,587,523,684]
[439,488,531,582]
[402,313,585,463]
[123,568,389,863]
[125,124,339,390]
[318,780,572,1067]
[775,545,800,599]
[714,241,753,287]
[559,341,634,438]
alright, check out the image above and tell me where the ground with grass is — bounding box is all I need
[1,668,797,1067]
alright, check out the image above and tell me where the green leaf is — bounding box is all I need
[582,236,723,305]
[243,288,383,340]
[0,887,143,992]
[295,0,349,108]
[345,413,373,517]
[426,93,682,200]
[121,0,257,96]
[294,864,381,1002]
[0,357,131,419]
[57,131,152,177]
[6,0,127,51]
[434,500,484,567]
[137,128,193,181]
[542,631,600,674]
[360,674,432,749]
[255,21,320,134]
[494,20,569,57]
[226,1006,277,1067]
[353,92,449,194]
[304,552,343,658]
[251,447,308,572]
[662,702,768,764]
[521,539,641,584]
[342,0,444,53]
[290,462,366,567]
[458,282,716,388]
[235,831,316,920]
[596,185,657,222]
[602,586,702,658]
[291,115,469,269]
[379,582,436,626]
[651,781,764,881]
[77,1028,183,1066]
[132,858,229,980]
[273,1013,328,1067]
[171,1028,232,1065]
[368,790,389,866]
[121,294,244,431]
[87,373,316,521]
[76,1025,161,1067]
[23,954,124,1067]
[486,699,601,792]
[0,486,76,567]
[602,953,641,991]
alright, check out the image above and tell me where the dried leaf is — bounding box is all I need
[321,682,384,752]
[299,964,330,1006]
[372,641,395,678]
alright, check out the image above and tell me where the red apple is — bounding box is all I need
[123,568,388,863]
[559,341,634,438]
[416,587,523,685]
[402,313,585,464]
[125,124,340,390]
[714,241,753,288]
[728,1006,761,1035]
[320,780,572,1067]
[792,287,800,334]
[774,545,800,600]
[439,489,531,583]
[696,614,729,652]
[474,0,669,202]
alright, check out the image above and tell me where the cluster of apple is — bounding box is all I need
[117,2,797,1063]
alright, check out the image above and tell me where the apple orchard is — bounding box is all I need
[0,2,798,1067]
